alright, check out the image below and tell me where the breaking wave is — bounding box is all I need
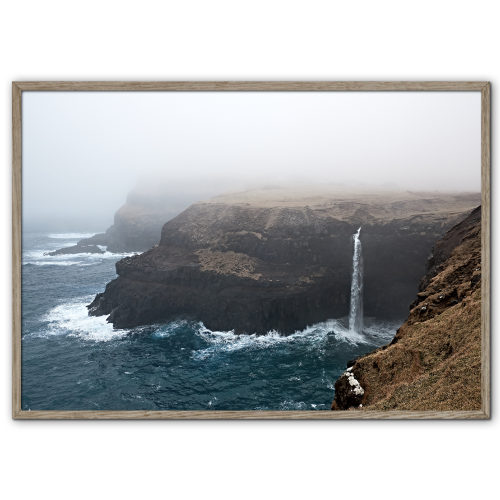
[47,233,96,239]
[30,297,130,342]
[22,231,140,267]
[27,295,399,352]
[22,249,139,267]
[191,317,392,360]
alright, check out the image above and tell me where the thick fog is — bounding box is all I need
[22,91,481,226]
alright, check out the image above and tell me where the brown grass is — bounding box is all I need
[363,288,481,411]
[344,217,482,412]
[196,249,262,280]
[204,185,480,221]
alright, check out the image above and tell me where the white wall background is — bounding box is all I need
[0,0,500,500]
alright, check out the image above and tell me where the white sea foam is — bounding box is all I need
[47,233,96,239]
[30,297,399,351]
[151,320,191,338]
[362,317,403,343]
[21,231,142,266]
[192,318,374,361]
[22,248,140,267]
[24,259,85,267]
[310,404,327,410]
[35,297,130,342]
[279,400,307,410]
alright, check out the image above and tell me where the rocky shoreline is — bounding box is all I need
[87,187,480,335]
[53,177,244,254]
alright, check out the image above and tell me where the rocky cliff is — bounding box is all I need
[78,203,176,253]
[76,178,241,253]
[88,186,480,335]
[331,205,482,411]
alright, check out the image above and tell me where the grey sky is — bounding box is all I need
[22,91,481,223]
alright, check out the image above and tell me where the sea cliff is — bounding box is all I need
[331,205,482,411]
[71,178,239,252]
[88,187,480,335]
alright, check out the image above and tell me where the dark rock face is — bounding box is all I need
[418,206,481,292]
[77,207,170,253]
[331,205,482,411]
[88,189,480,335]
[44,244,104,256]
[87,238,353,334]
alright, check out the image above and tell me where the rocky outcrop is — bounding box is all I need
[44,244,104,256]
[88,187,480,335]
[77,204,175,253]
[62,177,242,253]
[418,206,481,292]
[331,367,365,410]
[331,205,482,411]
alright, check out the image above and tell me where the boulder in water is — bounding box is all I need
[44,245,105,256]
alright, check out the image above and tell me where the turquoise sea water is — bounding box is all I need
[21,224,402,411]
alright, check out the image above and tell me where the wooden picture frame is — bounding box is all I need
[12,81,491,419]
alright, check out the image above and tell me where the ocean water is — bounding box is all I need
[22,224,403,411]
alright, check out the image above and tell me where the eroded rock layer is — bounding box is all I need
[88,187,480,335]
[331,206,482,411]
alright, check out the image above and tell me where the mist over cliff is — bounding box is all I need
[23,91,480,227]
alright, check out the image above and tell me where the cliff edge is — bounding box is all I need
[88,186,479,335]
[74,177,240,252]
[331,206,482,411]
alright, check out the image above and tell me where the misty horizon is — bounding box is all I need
[22,91,481,225]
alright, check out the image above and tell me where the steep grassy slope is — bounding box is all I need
[332,206,482,411]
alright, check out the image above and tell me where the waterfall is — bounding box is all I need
[349,227,364,333]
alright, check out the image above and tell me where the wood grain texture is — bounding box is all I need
[12,83,22,419]
[13,81,489,92]
[13,410,489,420]
[12,81,491,420]
[481,83,491,418]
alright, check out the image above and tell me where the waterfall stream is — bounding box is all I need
[349,227,364,333]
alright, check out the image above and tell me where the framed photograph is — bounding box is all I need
[12,82,490,419]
